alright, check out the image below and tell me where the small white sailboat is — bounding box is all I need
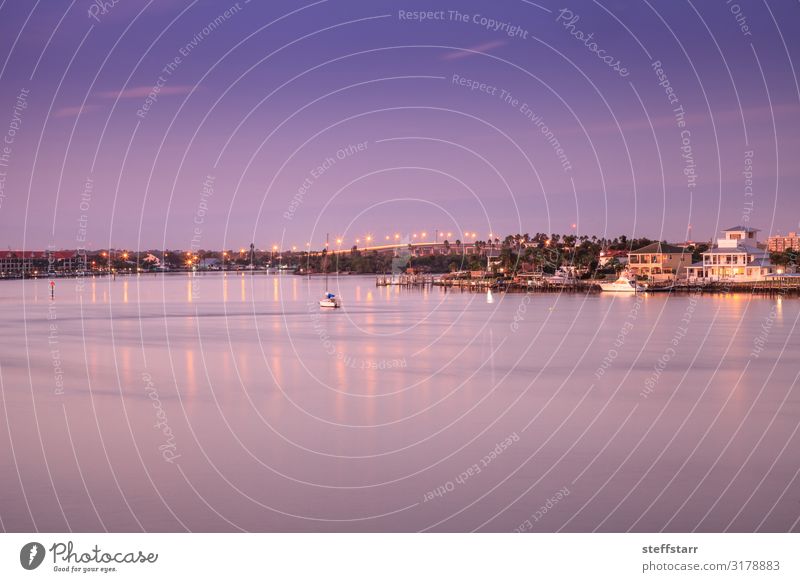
[319,234,341,308]
[319,291,340,308]
[599,271,645,293]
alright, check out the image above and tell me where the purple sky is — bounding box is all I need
[0,0,798,250]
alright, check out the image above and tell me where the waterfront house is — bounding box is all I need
[685,226,777,282]
[627,242,691,280]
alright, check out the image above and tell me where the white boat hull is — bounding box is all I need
[599,284,639,292]
[599,276,644,292]
[319,298,341,308]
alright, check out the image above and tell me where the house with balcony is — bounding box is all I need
[685,226,777,282]
[627,242,691,280]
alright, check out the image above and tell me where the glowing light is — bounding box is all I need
[272,245,278,251]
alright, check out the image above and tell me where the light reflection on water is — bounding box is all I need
[0,273,798,532]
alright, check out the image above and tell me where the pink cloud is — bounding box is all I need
[52,104,100,118]
[96,85,196,99]
[440,40,507,61]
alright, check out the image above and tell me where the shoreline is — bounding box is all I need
[3,270,799,297]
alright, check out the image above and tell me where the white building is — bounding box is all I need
[685,226,777,282]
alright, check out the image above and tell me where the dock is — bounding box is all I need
[376,274,436,286]
[375,274,800,296]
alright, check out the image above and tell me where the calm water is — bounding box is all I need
[0,273,798,532]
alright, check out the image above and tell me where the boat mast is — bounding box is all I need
[324,233,329,291]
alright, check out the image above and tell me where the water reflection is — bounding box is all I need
[0,274,797,532]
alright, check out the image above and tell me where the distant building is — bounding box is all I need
[627,242,691,280]
[685,226,777,281]
[768,232,800,252]
[0,250,85,276]
[199,258,222,269]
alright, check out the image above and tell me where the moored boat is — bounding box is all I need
[319,292,341,308]
[545,267,577,284]
[319,233,342,308]
[599,272,645,292]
